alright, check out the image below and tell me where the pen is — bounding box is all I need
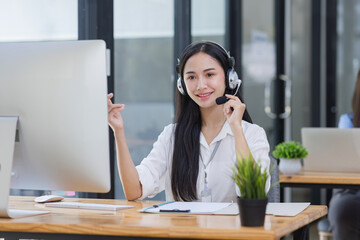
[159,209,190,213]
[142,202,175,212]
[152,201,174,208]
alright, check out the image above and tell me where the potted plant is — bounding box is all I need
[272,141,308,175]
[232,154,269,227]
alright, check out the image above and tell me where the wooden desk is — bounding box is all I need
[0,196,327,240]
[280,170,360,189]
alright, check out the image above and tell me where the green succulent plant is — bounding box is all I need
[232,155,268,199]
[272,141,308,159]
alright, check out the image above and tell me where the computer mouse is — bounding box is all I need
[34,195,64,203]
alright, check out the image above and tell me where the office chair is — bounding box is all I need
[317,188,341,240]
[268,156,280,203]
[318,217,333,240]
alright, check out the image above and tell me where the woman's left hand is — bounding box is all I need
[223,94,246,131]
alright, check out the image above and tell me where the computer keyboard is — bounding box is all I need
[45,201,134,211]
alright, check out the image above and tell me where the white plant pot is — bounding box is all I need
[279,158,302,175]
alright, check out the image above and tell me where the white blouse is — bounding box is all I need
[135,120,271,202]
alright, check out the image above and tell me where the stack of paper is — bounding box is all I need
[139,201,310,217]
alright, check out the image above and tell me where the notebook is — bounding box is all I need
[301,128,360,173]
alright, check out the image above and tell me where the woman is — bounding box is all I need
[328,70,360,239]
[108,41,270,202]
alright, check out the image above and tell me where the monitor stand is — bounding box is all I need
[0,116,49,218]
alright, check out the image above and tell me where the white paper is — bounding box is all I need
[140,201,310,217]
[140,202,232,214]
[266,202,310,216]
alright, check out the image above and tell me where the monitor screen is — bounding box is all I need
[0,40,110,197]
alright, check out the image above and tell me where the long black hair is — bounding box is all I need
[171,41,252,201]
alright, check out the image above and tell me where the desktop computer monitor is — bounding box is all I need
[0,40,110,217]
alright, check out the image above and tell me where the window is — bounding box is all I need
[113,0,174,200]
[192,0,225,44]
[0,0,77,42]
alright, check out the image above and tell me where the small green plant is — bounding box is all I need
[232,155,268,199]
[272,141,308,159]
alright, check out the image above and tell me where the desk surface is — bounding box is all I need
[280,170,360,185]
[0,196,327,240]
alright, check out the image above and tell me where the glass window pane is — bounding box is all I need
[114,0,174,200]
[192,0,225,44]
[337,0,360,122]
[290,0,311,141]
[242,0,276,146]
[0,0,77,42]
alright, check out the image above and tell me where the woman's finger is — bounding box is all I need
[225,94,241,102]
[108,104,125,114]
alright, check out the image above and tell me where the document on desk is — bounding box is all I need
[139,202,310,216]
[139,202,238,215]
[266,202,310,217]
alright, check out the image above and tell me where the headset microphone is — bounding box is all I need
[216,96,229,105]
[215,77,241,106]
[216,96,234,112]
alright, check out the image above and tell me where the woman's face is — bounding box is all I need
[183,52,226,109]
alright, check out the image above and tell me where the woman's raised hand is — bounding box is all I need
[108,93,142,200]
[223,94,246,130]
[107,93,125,131]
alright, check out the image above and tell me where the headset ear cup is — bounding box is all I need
[227,69,239,90]
[177,76,185,95]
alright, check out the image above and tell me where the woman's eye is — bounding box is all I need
[187,76,195,80]
[207,73,214,77]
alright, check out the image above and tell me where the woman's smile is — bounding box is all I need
[196,91,213,100]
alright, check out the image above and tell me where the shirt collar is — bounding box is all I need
[200,120,234,148]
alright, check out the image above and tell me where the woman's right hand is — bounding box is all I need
[108,93,142,200]
[108,93,125,132]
